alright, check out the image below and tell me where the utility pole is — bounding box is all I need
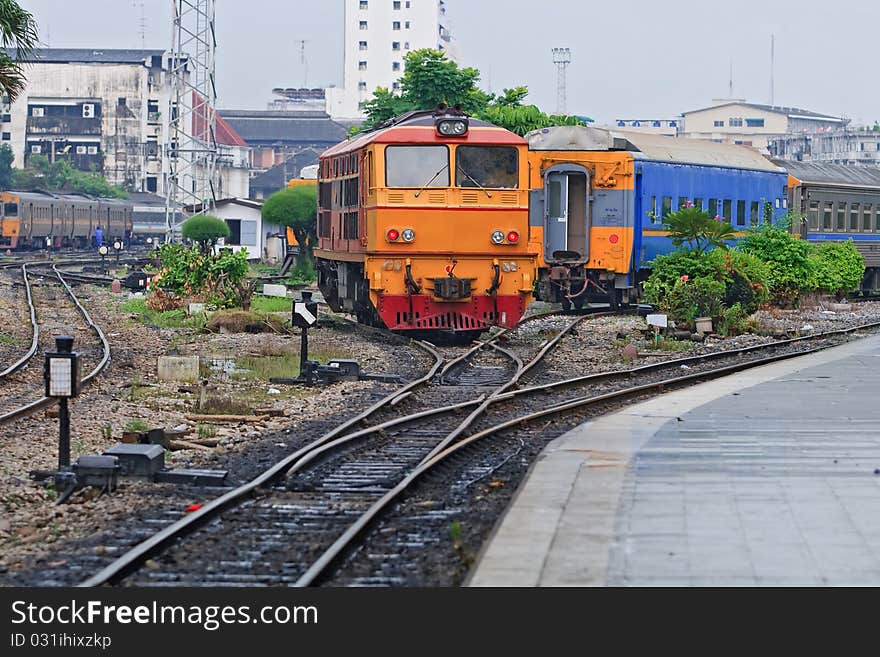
[295,39,310,87]
[165,0,219,242]
[552,47,571,116]
[769,34,775,107]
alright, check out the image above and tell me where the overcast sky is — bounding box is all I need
[20,0,880,126]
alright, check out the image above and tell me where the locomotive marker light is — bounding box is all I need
[401,228,416,243]
[44,336,81,471]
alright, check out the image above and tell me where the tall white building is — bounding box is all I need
[325,0,454,120]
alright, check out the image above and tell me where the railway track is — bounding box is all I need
[0,264,111,427]
[77,313,587,586]
[0,265,39,380]
[22,307,869,588]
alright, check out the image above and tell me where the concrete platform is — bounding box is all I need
[468,333,880,586]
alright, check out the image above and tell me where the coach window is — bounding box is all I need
[736,200,746,227]
[751,201,760,226]
[385,145,449,188]
[836,202,846,231]
[850,203,860,231]
[677,196,688,211]
[661,196,673,218]
[722,199,732,222]
[808,201,819,230]
[822,202,833,230]
[693,197,703,211]
[455,146,518,189]
[707,199,718,218]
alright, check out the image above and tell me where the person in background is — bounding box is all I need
[94,225,104,248]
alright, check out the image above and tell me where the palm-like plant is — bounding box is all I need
[662,205,737,255]
[0,0,38,102]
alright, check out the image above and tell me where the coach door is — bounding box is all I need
[544,167,589,263]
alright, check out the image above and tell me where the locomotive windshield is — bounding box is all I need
[3,202,18,217]
[385,145,449,188]
[455,146,518,189]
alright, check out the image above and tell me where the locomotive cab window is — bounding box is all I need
[455,146,518,189]
[4,202,17,216]
[385,145,449,188]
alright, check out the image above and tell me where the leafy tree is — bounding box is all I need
[809,240,865,298]
[262,185,318,267]
[662,205,737,255]
[0,143,12,188]
[12,155,128,198]
[357,50,586,136]
[0,0,37,102]
[181,215,230,254]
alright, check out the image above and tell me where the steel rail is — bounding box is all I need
[293,322,880,586]
[79,313,585,587]
[0,265,39,379]
[0,267,112,426]
[79,338,446,587]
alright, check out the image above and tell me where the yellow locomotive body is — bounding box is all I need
[315,110,536,338]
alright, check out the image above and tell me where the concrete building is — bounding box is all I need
[187,198,284,262]
[4,49,171,193]
[325,0,455,119]
[769,128,880,166]
[4,48,249,198]
[221,109,352,176]
[214,114,251,199]
[681,99,848,151]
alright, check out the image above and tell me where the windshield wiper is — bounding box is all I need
[414,164,449,197]
[457,166,493,198]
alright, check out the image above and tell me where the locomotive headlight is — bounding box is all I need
[401,228,415,242]
[491,230,505,245]
[436,119,469,137]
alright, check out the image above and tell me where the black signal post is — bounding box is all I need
[44,336,81,470]
[293,291,319,384]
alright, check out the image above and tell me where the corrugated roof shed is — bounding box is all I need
[220,110,351,144]
[772,160,880,188]
[683,101,845,122]
[527,126,783,172]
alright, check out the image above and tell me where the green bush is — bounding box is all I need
[643,249,727,304]
[181,215,230,253]
[154,243,249,308]
[662,276,725,330]
[809,240,865,298]
[644,249,769,314]
[737,224,815,306]
[720,250,770,314]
